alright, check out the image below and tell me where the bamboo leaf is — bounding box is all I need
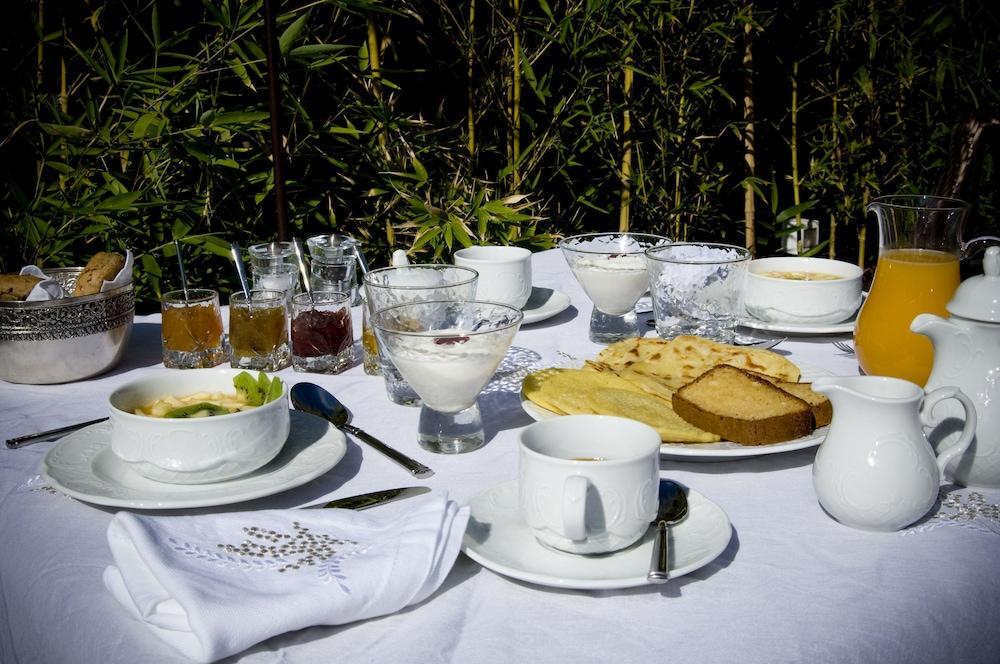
[38,123,94,139]
[99,192,142,210]
[279,14,309,56]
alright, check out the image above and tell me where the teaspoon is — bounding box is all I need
[290,382,434,479]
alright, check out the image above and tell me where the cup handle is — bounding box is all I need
[562,475,588,541]
[920,386,979,480]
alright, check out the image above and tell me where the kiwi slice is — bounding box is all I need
[164,402,233,418]
[234,371,267,406]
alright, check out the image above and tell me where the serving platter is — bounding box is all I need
[462,480,732,590]
[520,365,833,461]
[42,410,346,509]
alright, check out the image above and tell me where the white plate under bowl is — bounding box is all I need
[520,365,832,461]
[42,410,347,509]
[522,287,572,325]
[462,480,732,590]
[738,292,866,335]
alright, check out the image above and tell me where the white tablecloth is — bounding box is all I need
[2,249,998,664]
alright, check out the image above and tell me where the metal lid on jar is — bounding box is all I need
[948,246,1000,322]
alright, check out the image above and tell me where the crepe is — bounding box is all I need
[597,335,801,384]
[521,368,719,443]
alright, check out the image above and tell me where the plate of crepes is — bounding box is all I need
[520,336,833,460]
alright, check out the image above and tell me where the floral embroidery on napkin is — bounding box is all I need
[904,488,1000,536]
[168,521,366,591]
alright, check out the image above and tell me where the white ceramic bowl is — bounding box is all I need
[108,368,290,484]
[744,257,863,324]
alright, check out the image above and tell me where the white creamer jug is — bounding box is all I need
[911,245,1000,488]
[812,376,977,531]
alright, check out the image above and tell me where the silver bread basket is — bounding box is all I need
[0,267,135,384]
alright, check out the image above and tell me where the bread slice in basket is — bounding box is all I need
[672,365,814,445]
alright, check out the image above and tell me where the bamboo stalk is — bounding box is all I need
[790,60,801,254]
[36,0,44,89]
[366,16,388,154]
[466,0,476,158]
[262,0,289,241]
[510,0,522,190]
[742,8,755,254]
[829,69,841,259]
[673,94,686,241]
[618,44,634,233]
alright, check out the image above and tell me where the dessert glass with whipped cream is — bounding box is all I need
[645,242,751,343]
[372,300,522,454]
[363,265,479,405]
[559,233,669,343]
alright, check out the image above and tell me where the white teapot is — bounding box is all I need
[811,376,977,531]
[911,245,1000,488]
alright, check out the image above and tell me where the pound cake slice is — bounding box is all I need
[775,382,832,428]
[672,365,813,445]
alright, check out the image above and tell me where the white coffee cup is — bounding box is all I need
[453,246,532,309]
[518,415,661,554]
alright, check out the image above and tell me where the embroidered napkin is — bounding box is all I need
[103,492,469,663]
[21,250,133,300]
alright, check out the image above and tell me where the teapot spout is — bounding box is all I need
[911,313,972,382]
[910,313,958,342]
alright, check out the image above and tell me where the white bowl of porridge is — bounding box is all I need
[744,257,863,324]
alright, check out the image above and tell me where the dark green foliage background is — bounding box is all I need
[1,0,997,311]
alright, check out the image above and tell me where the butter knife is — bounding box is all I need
[316,486,431,510]
[6,417,109,449]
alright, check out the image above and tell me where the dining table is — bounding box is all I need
[1,247,998,664]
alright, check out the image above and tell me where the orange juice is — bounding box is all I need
[854,249,959,386]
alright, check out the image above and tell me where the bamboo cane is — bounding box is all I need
[742,8,755,255]
[511,0,522,190]
[466,0,476,158]
[262,0,289,241]
[366,16,388,155]
[791,60,801,254]
[618,45,634,233]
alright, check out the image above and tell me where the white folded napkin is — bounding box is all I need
[21,250,133,300]
[103,492,469,663]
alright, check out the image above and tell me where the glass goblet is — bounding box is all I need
[372,300,522,454]
[559,232,670,343]
[363,265,479,405]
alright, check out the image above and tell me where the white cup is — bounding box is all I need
[518,415,661,554]
[453,246,532,309]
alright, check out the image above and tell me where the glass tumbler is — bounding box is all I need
[290,291,354,374]
[229,290,291,371]
[252,263,298,303]
[310,256,356,295]
[161,289,227,368]
[645,242,751,343]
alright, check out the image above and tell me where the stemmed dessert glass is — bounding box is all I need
[363,265,479,405]
[372,300,522,454]
[559,233,669,343]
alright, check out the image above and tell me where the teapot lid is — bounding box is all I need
[948,246,1000,322]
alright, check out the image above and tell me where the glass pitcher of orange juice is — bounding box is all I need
[854,195,970,386]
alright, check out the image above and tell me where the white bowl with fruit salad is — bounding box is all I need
[108,369,289,484]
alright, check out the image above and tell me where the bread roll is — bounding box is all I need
[0,274,43,301]
[73,252,126,296]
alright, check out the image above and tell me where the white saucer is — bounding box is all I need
[520,365,832,461]
[521,287,572,325]
[42,410,347,509]
[462,480,732,590]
